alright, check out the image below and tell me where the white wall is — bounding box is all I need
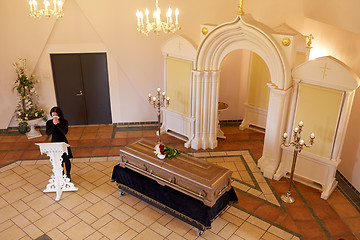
[2,0,241,128]
[1,0,360,190]
[219,49,250,120]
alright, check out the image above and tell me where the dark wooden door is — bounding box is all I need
[50,53,112,125]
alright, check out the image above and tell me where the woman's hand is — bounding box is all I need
[53,116,60,125]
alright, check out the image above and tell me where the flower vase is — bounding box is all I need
[157,153,166,159]
[154,143,166,159]
[25,118,43,139]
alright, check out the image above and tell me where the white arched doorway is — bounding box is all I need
[192,14,292,178]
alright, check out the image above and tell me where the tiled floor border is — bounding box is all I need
[194,149,360,240]
[336,171,360,213]
[231,204,303,239]
[1,133,359,215]
[292,183,333,239]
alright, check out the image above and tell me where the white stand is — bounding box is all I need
[26,118,43,139]
[36,142,78,201]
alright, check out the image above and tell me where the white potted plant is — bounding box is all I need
[13,58,47,138]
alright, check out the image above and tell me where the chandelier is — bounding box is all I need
[29,0,64,18]
[136,0,180,36]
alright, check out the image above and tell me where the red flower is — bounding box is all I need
[159,144,165,155]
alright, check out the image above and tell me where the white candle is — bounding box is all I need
[148,93,151,97]
[136,10,140,26]
[145,8,149,23]
[310,133,315,139]
[166,8,171,24]
[162,92,165,96]
[153,11,157,24]
[175,8,179,25]
[44,0,49,10]
[139,11,144,26]
[152,96,156,101]
[299,121,303,127]
[299,139,304,145]
[283,132,288,138]
[157,88,160,92]
[294,127,298,133]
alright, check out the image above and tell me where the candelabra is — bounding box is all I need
[136,0,180,36]
[281,121,315,203]
[29,0,64,18]
[148,88,170,143]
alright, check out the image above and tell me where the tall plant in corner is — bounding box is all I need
[13,58,47,131]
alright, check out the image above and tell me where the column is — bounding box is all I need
[258,84,291,178]
[191,70,220,150]
[191,70,203,150]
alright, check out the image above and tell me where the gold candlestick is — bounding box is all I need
[148,88,170,143]
[281,121,315,203]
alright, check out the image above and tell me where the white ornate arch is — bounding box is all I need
[191,14,292,178]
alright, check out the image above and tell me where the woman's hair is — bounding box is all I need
[50,106,64,120]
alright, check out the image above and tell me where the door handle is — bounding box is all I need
[76,90,83,96]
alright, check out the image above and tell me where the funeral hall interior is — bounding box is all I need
[1,0,360,239]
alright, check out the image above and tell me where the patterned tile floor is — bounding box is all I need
[0,124,359,240]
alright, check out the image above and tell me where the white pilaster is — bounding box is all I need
[209,71,220,148]
[331,90,355,160]
[258,84,292,178]
[191,71,203,150]
[191,70,219,150]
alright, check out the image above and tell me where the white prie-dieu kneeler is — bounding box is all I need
[36,142,78,201]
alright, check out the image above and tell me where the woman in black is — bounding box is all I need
[46,106,72,180]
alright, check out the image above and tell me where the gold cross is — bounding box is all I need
[320,63,331,79]
[177,40,184,51]
[306,34,314,47]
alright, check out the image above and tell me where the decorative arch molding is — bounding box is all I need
[191,14,291,179]
[195,14,290,89]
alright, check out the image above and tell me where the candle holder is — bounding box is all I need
[148,88,170,143]
[281,121,315,203]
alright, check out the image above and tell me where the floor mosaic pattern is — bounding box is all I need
[191,151,281,207]
[0,156,299,240]
[0,124,359,239]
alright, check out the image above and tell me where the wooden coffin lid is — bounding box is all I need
[119,139,232,187]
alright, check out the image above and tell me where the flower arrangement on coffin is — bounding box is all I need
[154,143,181,159]
[12,58,47,133]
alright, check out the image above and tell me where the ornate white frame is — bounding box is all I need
[274,56,360,199]
[192,15,291,178]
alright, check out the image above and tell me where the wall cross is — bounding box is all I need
[177,40,184,51]
[320,63,331,79]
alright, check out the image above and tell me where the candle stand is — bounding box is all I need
[281,121,315,203]
[148,88,170,143]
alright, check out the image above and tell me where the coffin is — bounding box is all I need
[118,139,233,207]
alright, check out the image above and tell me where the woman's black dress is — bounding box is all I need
[46,118,72,178]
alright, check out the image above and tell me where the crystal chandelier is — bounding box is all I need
[136,0,180,36]
[29,0,64,18]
